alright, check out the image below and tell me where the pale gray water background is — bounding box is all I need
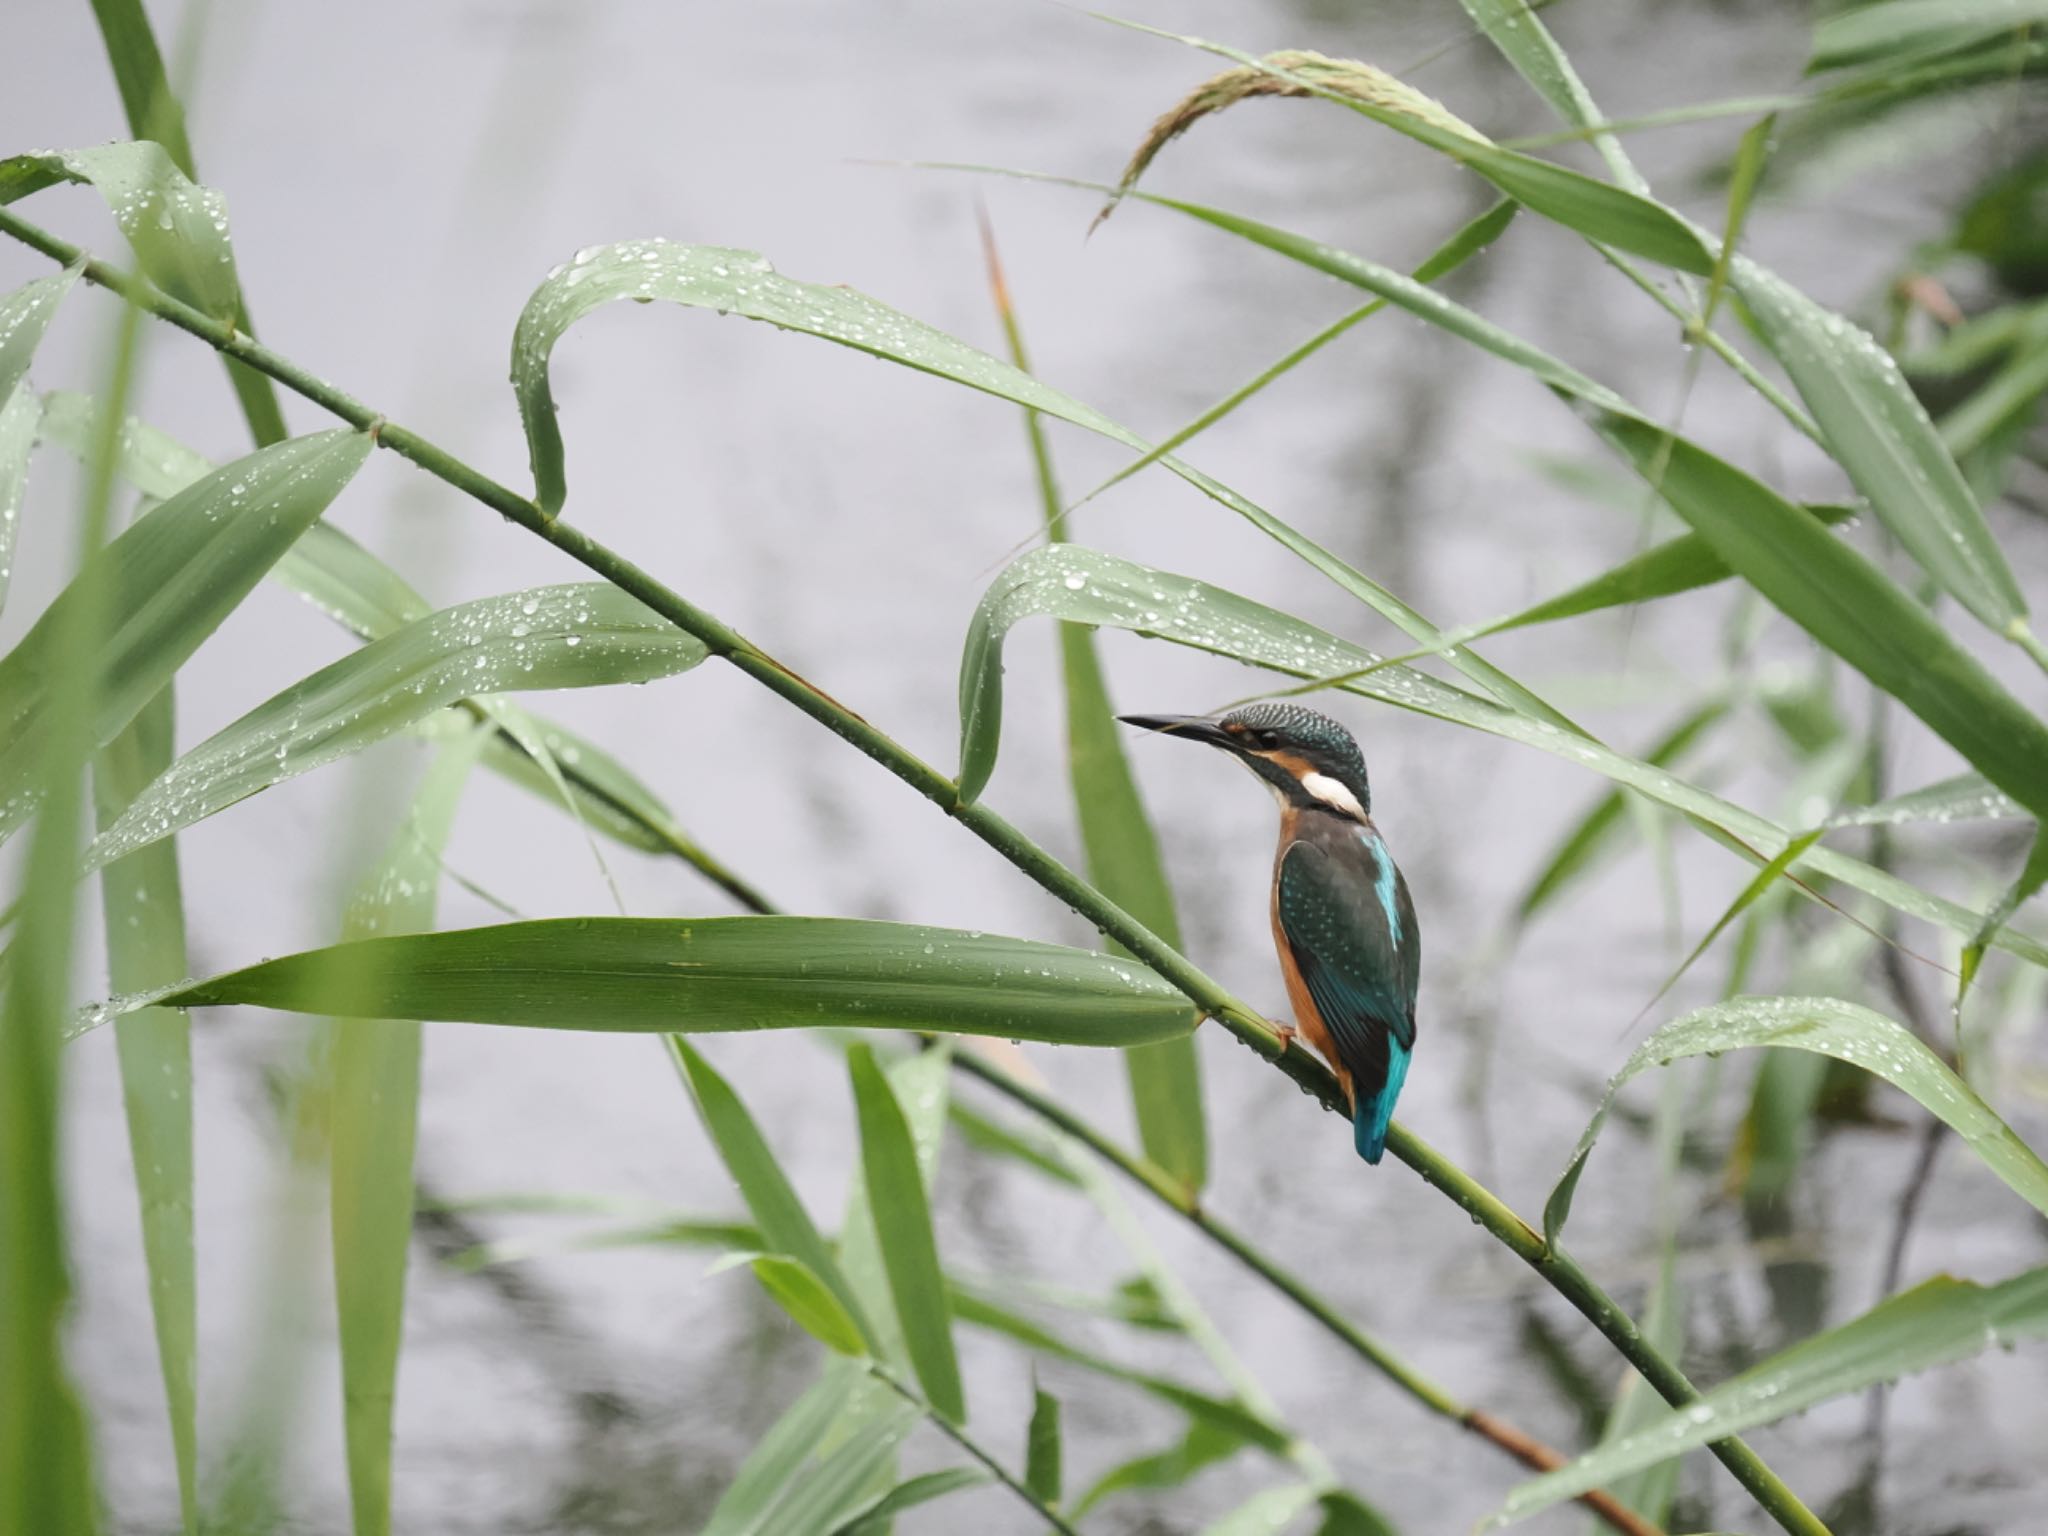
[6,0,2048,1531]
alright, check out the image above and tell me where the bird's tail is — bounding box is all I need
[1352,1041,1411,1165]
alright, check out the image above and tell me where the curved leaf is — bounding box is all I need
[1543,997,2048,1246]
[956,543,2048,967]
[135,917,1197,1047]
[0,429,373,845]
[507,238,1564,726]
[833,1467,990,1535]
[87,583,706,869]
[727,1254,867,1356]
[1493,1265,2048,1525]
[847,1044,963,1421]
[0,144,240,319]
[1828,771,2020,827]
[702,1361,913,1536]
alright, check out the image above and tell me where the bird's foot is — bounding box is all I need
[1270,1020,1299,1051]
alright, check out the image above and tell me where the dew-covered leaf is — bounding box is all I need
[1731,259,2027,636]
[0,143,240,319]
[129,918,1196,1048]
[0,266,79,409]
[508,238,1561,724]
[1493,1265,2048,1525]
[1543,997,2048,1247]
[956,543,2048,967]
[0,429,371,847]
[0,387,39,617]
[86,583,706,869]
[1828,771,2020,827]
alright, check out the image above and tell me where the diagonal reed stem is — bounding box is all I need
[0,204,1827,1536]
[864,1360,1082,1536]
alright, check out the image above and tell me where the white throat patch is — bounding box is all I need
[1300,771,1368,820]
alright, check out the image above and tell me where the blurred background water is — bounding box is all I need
[6,0,2046,1531]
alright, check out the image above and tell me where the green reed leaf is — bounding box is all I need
[1494,1265,2048,1524]
[0,387,38,618]
[1025,1380,1062,1505]
[1810,0,2048,72]
[673,1040,878,1352]
[0,429,371,847]
[833,1467,990,1534]
[126,918,1194,1048]
[848,1044,964,1421]
[1543,996,2048,1247]
[92,687,195,1533]
[956,543,2048,968]
[86,583,706,869]
[728,1253,868,1356]
[0,144,240,320]
[329,726,484,1536]
[0,266,79,408]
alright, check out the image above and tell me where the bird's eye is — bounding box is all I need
[1254,729,1280,749]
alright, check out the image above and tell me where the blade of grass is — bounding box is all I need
[92,687,196,1533]
[1026,1379,1062,1506]
[0,387,39,617]
[978,213,1207,1192]
[330,724,486,1536]
[670,1040,877,1351]
[848,1043,965,1421]
[86,583,706,869]
[0,429,373,846]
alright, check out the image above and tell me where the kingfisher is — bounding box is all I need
[1119,703,1418,1164]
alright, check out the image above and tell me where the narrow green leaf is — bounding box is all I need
[1641,830,1827,1016]
[508,238,1567,727]
[1472,506,1857,644]
[703,1359,914,1536]
[87,583,706,869]
[981,235,1208,1196]
[1960,825,2048,1006]
[37,395,712,865]
[1075,1418,1247,1514]
[1700,115,1774,327]
[1810,0,2048,71]
[1516,700,1728,921]
[732,1254,868,1356]
[1591,411,2048,819]
[0,266,80,408]
[1544,996,2048,1246]
[834,1466,991,1534]
[1315,1489,1402,1536]
[1731,258,2027,636]
[0,387,39,617]
[0,145,241,320]
[1025,1379,1062,1505]
[131,917,1196,1047]
[956,543,2048,967]
[0,429,373,846]
[1828,770,2019,827]
[671,1040,877,1351]
[1457,0,1647,190]
[92,687,195,1534]
[1494,1265,2048,1524]
[83,0,198,172]
[948,1099,1084,1187]
[331,726,485,1536]
[847,1044,964,1421]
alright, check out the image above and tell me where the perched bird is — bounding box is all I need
[1119,703,1418,1164]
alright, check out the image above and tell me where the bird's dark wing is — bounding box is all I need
[1277,832,1419,1106]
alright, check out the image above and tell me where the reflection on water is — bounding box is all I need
[9,0,2044,1530]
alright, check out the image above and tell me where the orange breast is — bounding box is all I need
[1270,824,1353,1108]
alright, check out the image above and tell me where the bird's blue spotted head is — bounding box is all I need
[1118,703,1372,819]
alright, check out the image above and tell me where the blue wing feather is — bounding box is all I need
[1277,827,1419,1165]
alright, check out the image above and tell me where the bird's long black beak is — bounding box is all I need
[1117,713,1236,750]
